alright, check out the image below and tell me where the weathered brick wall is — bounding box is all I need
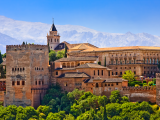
[123,86,156,103]
[5,44,49,108]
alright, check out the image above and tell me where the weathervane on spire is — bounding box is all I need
[52,18,54,24]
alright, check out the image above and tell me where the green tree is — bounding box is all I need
[122,70,135,82]
[22,41,25,45]
[104,57,106,67]
[153,78,156,84]
[64,44,67,58]
[106,103,121,118]
[0,51,3,64]
[49,50,57,62]
[2,53,6,58]
[37,105,51,118]
[57,50,65,59]
[63,114,75,120]
[109,90,121,103]
[46,111,65,120]
[148,81,154,86]
[98,61,101,65]
[120,96,129,104]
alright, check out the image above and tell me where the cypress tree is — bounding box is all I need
[64,44,67,58]
[104,57,106,67]
[0,51,3,64]
[48,43,50,53]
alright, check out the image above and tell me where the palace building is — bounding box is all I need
[0,22,160,108]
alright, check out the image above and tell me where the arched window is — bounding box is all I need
[96,83,99,87]
[35,81,37,85]
[102,70,103,76]
[94,70,95,75]
[12,68,14,71]
[55,39,56,42]
[15,68,16,71]
[57,39,59,42]
[18,68,19,71]
[39,81,41,85]
[22,81,25,85]
[23,68,25,71]
[105,84,107,86]
[98,70,99,75]
[51,39,52,42]
[37,67,38,70]
[20,68,22,71]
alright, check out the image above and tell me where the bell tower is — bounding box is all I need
[47,21,60,50]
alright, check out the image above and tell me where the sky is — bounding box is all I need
[0,0,160,36]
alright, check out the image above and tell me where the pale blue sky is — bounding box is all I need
[0,0,160,35]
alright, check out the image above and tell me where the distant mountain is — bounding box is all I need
[0,15,160,54]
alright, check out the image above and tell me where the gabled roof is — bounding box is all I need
[57,72,90,78]
[54,56,98,62]
[84,78,127,83]
[62,41,98,49]
[76,63,111,70]
[50,23,57,31]
[70,43,94,50]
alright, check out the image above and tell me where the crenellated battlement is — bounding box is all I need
[6,44,48,52]
[122,86,156,91]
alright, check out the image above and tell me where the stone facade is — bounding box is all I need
[67,47,160,77]
[5,44,49,108]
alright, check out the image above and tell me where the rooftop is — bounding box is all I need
[54,56,98,62]
[76,63,111,70]
[57,72,90,78]
[84,78,127,83]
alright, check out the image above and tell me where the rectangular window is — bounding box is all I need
[157,59,159,64]
[116,72,118,75]
[153,59,155,64]
[22,81,25,85]
[129,59,131,64]
[147,59,148,63]
[120,72,122,75]
[134,59,136,64]
[108,71,110,76]
[56,71,58,75]
[116,82,118,85]
[143,59,145,63]
[17,81,20,85]
[94,70,95,75]
[102,70,103,76]
[144,71,145,74]
[112,72,113,75]
[98,70,99,75]
[120,60,122,64]
[12,81,15,86]
[125,59,127,64]
[116,59,118,65]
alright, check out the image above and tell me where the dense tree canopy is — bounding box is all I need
[0,85,160,120]
[122,70,135,82]
[49,50,65,63]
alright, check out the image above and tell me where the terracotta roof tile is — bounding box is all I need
[57,72,90,78]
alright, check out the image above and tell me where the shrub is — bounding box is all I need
[135,84,139,87]
[143,83,148,86]
[148,81,154,86]
[143,80,146,83]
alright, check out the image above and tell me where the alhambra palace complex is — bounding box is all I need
[1,23,160,108]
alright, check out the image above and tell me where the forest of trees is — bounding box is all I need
[0,84,160,120]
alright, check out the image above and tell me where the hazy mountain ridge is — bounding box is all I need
[0,15,160,53]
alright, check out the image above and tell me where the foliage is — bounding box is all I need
[2,53,6,58]
[153,78,156,84]
[0,87,159,120]
[104,57,106,67]
[109,90,121,103]
[122,70,135,82]
[49,50,57,62]
[64,44,67,58]
[148,81,154,86]
[135,84,140,87]
[56,50,65,59]
[98,61,101,65]
[0,51,3,64]
[143,83,148,86]
[143,80,147,83]
[49,50,65,63]
[0,65,6,78]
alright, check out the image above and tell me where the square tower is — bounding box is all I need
[47,23,60,50]
[5,44,49,108]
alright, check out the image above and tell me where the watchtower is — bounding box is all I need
[47,22,60,50]
[156,73,160,106]
[5,44,49,108]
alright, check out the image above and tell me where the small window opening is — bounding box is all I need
[108,84,110,86]
[23,68,25,71]
[39,81,41,85]
[98,70,99,75]
[18,68,19,71]
[12,81,15,86]
[42,80,44,85]
[102,70,103,76]
[116,82,118,85]
[22,81,25,85]
[37,67,38,70]
[12,68,14,71]
[111,84,113,86]
[96,83,99,87]
[17,81,20,85]
[35,81,37,85]
[56,71,58,75]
